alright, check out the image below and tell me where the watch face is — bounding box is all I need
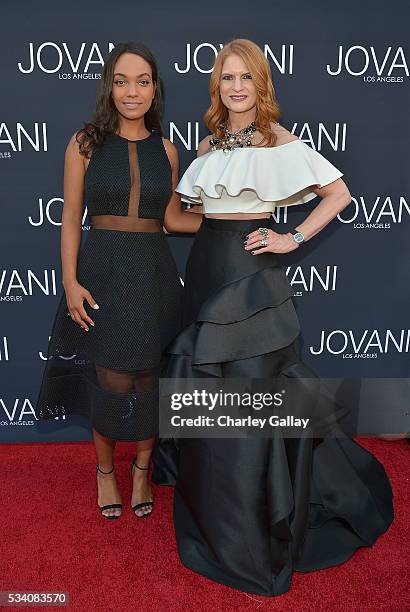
[293,232,304,243]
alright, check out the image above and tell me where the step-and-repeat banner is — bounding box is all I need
[1,1,409,442]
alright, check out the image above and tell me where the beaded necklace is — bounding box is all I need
[210,121,257,154]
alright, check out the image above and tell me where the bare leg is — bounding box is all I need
[93,428,122,518]
[93,365,137,519]
[131,368,157,516]
[131,436,155,517]
[94,365,157,518]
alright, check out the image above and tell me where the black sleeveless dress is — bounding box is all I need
[35,131,183,441]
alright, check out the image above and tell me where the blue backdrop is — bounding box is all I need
[1,0,409,442]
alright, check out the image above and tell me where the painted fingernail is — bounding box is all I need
[91,322,95,327]
[93,304,99,310]
[251,251,255,255]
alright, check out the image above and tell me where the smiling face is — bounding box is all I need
[111,52,156,122]
[219,53,257,117]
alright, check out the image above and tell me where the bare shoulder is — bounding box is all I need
[197,135,213,157]
[270,122,299,145]
[66,131,83,155]
[65,131,86,172]
[162,137,179,168]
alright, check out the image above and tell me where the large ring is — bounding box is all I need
[260,239,268,247]
[258,227,269,237]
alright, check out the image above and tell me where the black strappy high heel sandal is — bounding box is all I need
[96,464,123,520]
[130,457,153,518]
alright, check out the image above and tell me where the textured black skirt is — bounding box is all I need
[36,227,183,441]
[153,217,394,596]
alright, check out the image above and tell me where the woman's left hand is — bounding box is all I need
[244,228,300,254]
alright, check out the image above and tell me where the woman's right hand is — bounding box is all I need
[64,280,99,332]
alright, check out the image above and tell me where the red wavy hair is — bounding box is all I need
[204,39,281,147]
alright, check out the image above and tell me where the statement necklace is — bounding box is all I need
[210,121,257,154]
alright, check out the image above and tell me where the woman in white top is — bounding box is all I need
[153,39,394,597]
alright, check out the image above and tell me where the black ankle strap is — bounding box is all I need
[96,464,114,474]
[132,458,150,471]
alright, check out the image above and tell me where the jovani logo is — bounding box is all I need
[174,43,294,74]
[0,337,9,361]
[326,46,408,83]
[288,122,347,151]
[310,329,410,358]
[0,123,48,152]
[0,398,39,426]
[0,270,57,302]
[286,266,338,296]
[28,197,89,228]
[337,197,410,228]
[169,121,202,150]
[170,121,347,152]
[17,42,115,79]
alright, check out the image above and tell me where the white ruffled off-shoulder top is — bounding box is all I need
[176,139,344,214]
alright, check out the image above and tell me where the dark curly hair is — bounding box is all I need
[76,42,164,157]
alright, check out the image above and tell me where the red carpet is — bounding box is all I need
[1,438,408,612]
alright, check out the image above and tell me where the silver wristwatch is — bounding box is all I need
[289,228,305,244]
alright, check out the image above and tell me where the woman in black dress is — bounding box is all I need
[153,39,394,595]
[36,42,202,519]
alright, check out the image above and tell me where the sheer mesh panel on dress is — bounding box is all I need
[90,141,161,232]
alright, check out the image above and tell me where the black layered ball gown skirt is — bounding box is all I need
[35,227,183,441]
[152,217,394,597]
